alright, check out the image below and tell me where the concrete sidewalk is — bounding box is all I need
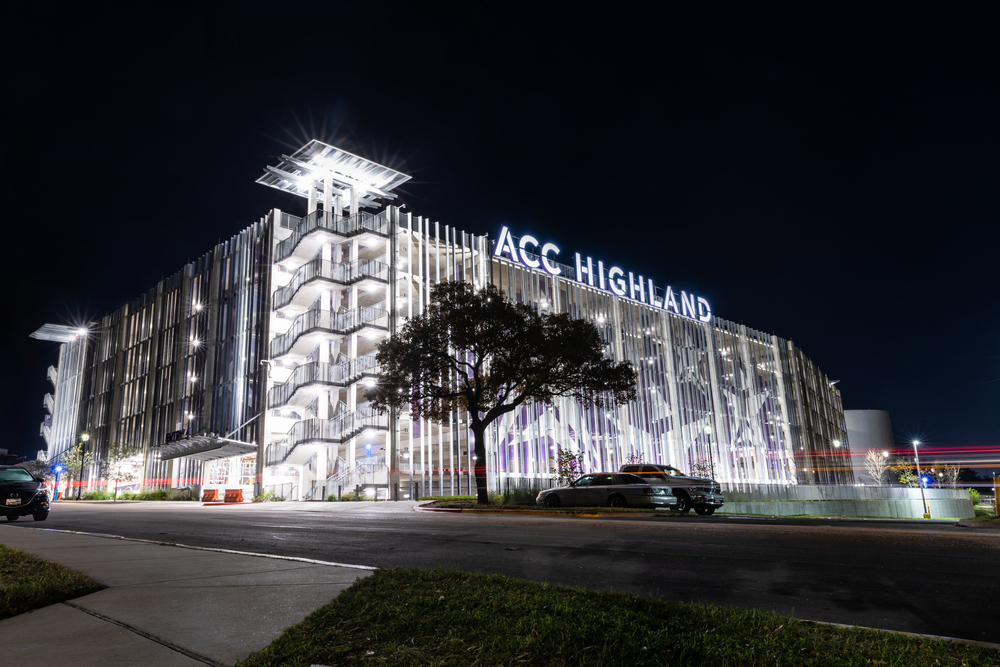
[0,525,373,666]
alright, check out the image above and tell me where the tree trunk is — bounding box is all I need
[472,424,489,505]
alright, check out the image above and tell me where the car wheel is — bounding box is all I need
[675,493,691,514]
[5,514,18,522]
[544,495,561,508]
[694,506,715,516]
[32,513,49,522]
[609,495,628,508]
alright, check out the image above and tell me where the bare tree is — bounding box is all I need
[863,449,890,485]
[930,461,960,488]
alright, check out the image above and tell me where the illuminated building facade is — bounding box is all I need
[34,140,853,501]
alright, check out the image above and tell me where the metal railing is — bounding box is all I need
[273,258,388,310]
[276,210,390,262]
[265,404,389,467]
[43,393,55,414]
[270,304,387,358]
[267,352,378,409]
[328,458,389,491]
[47,365,58,386]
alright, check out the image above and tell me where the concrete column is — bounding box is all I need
[308,184,317,214]
[335,193,343,218]
[347,334,358,413]
[323,176,333,212]
[316,445,328,500]
[350,186,359,215]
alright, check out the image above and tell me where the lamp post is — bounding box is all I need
[77,433,90,500]
[913,440,929,518]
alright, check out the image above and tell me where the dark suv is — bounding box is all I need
[619,464,724,515]
[1,466,50,522]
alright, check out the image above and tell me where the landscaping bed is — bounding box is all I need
[236,567,996,666]
[422,498,683,515]
[0,544,105,620]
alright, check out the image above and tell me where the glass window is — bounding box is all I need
[612,474,647,485]
[573,475,594,487]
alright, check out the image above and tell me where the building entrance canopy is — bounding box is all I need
[154,435,257,462]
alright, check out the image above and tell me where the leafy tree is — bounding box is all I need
[863,449,890,485]
[368,281,637,504]
[690,459,714,479]
[623,452,645,466]
[58,444,95,500]
[557,450,585,485]
[98,442,143,501]
[15,460,55,482]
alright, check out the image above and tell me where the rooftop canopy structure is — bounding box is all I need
[153,435,258,462]
[29,324,90,343]
[256,140,411,212]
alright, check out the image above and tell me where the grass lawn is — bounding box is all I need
[236,568,997,667]
[0,543,105,620]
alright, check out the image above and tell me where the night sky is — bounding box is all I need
[4,5,998,470]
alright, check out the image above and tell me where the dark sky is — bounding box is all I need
[3,4,998,468]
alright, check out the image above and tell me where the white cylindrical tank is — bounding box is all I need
[845,410,895,485]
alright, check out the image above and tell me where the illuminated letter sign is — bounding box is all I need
[494,226,712,322]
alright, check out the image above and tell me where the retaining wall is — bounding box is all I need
[718,486,974,519]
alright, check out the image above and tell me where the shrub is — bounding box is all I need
[118,492,137,500]
[968,488,981,504]
[81,490,114,501]
[253,490,284,502]
[135,489,168,501]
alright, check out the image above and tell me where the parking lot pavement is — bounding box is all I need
[0,525,373,666]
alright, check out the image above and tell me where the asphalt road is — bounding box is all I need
[12,501,1000,643]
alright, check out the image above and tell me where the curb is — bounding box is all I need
[2,525,377,570]
[413,504,603,518]
[803,619,1000,652]
[957,519,1000,529]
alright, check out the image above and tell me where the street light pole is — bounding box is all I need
[913,440,929,518]
[77,433,90,500]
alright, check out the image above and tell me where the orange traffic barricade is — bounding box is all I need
[201,489,219,502]
[223,488,244,503]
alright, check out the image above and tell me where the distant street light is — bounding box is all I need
[913,440,929,518]
[53,465,63,501]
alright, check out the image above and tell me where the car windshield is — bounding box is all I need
[0,468,34,482]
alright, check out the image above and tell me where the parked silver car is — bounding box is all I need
[619,464,725,515]
[536,472,678,509]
